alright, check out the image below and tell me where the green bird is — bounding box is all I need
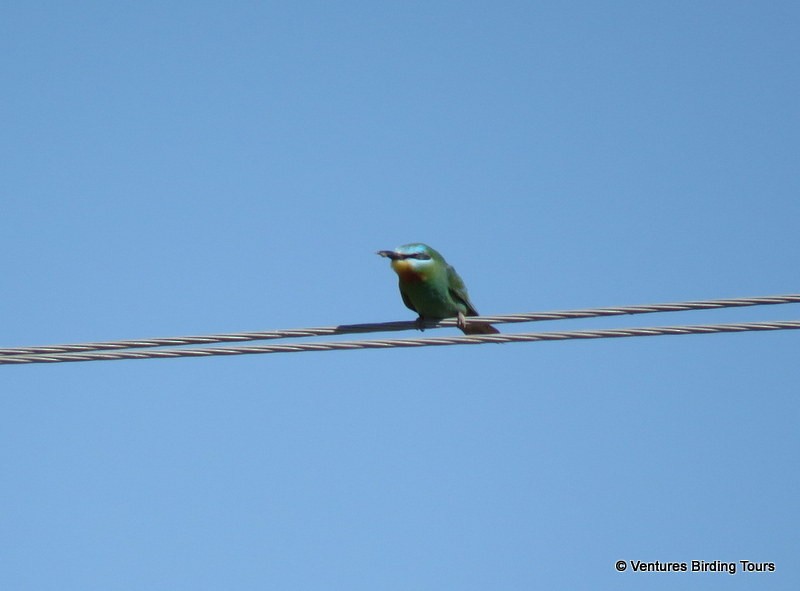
[377,243,499,335]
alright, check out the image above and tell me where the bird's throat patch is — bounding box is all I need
[391,260,425,282]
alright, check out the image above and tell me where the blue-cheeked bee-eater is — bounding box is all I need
[377,243,499,335]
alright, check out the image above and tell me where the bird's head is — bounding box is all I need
[377,243,443,281]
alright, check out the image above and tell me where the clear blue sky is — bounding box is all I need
[2,1,798,589]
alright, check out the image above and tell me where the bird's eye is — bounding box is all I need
[414,253,431,260]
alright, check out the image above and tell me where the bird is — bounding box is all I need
[377,243,499,335]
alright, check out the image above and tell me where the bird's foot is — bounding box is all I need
[457,311,467,333]
[415,316,426,332]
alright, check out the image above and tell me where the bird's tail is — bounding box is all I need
[461,322,500,335]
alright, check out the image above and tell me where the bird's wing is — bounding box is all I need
[446,264,480,316]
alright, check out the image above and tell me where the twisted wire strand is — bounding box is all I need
[1,320,798,366]
[1,294,798,358]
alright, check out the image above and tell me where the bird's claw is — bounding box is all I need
[457,311,467,332]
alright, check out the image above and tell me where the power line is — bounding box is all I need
[1,294,798,358]
[1,320,798,366]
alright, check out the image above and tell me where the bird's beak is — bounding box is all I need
[377,250,401,260]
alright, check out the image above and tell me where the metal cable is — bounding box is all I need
[1,320,798,366]
[1,294,798,357]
